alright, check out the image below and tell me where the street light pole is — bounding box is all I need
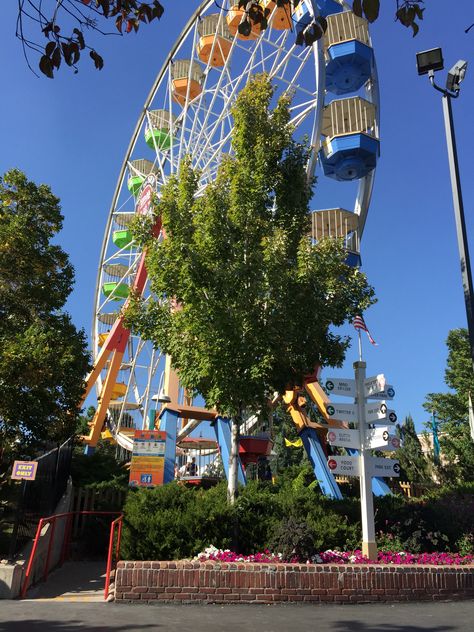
[440,92,474,372]
[416,49,474,372]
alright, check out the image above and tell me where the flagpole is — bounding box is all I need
[358,329,363,362]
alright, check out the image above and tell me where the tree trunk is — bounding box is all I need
[227,415,240,505]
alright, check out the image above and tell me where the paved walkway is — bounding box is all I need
[24,561,106,602]
[1,600,474,631]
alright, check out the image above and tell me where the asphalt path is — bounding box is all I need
[0,600,473,631]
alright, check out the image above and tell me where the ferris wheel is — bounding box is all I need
[81,0,381,458]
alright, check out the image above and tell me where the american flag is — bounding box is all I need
[353,315,377,346]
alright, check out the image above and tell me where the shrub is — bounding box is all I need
[120,482,236,560]
[235,481,280,553]
[269,517,316,561]
[119,476,474,561]
[71,443,128,489]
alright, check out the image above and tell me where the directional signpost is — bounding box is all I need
[324,402,358,422]
[325,377,356,398]
[368,457,401,478]
[324,366,398,560]
[367,386,395,401]
[364,374,386,398]
[327,428,360,450]
[327,455,360,477]
[365,427,401,450]
[365,402,398,424]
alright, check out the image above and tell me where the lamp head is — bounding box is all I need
[416,47,444,75]
[152,390,171,404]
[446,59,468,92]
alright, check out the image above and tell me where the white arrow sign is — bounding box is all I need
[365,427,401,450]
[325,402,358,422]
[324,377,356,398]
[327,455,360,477]
[367,457,401,478]
[327,428,360,450]
[364,374,386,398]
[367,385,396,401]
[365,402,398,424]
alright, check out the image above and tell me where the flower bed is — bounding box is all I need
[196,545,474,566]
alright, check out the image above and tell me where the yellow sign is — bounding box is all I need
[11,461,38,481]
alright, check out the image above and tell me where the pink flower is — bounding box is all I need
[193,547,474,566]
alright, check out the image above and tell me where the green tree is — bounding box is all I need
[424,329,474,483]
[272,404,308,474]
[395,415,430,482]
[0,169,90,457]
[127,75,375,501]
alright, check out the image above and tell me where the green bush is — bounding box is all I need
[119,472,474,561]
[270,517,316,561]
[373,485,474,553]
[235,481,280,552]
[71,443,128,489]
[121,482,236,560]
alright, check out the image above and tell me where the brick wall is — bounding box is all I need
[115,561,474,604]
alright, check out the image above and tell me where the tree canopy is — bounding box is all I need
[0,169,90,456]
[127,74,375,419]
[424,328,474,483]
[395,415,430,483]
[17,1,432,78]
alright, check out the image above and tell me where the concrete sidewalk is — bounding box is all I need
[24,560,106,602]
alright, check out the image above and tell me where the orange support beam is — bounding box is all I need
[83,350,124,446]
[82,216,162,449]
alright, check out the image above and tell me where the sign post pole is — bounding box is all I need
[354,361,378,560]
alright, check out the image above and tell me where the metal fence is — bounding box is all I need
[8,437,74,559]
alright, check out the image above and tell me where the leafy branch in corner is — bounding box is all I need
[16,0,164,78]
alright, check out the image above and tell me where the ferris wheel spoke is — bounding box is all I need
[188,30,283,169]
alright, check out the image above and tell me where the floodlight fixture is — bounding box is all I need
[151,390,171,404]
[416,47,444,75]
[446,59,468,93]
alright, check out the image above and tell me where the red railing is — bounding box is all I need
[20,510,121,599]
[104,514,123,601]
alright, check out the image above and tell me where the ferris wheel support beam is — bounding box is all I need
[83,349,125,451]
[83,219,162,451]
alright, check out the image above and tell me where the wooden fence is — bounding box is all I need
[335,477,432,498]
[70,487,126,538]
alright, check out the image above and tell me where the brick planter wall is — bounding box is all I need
[115,561,474,604]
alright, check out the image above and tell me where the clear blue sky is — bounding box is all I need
[1,1,473,431]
